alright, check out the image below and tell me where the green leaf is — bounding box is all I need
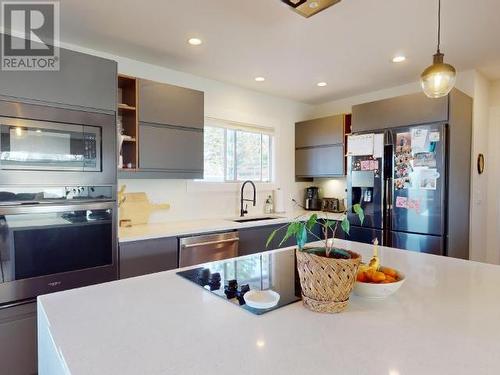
[324,219,336,229]
[296,223,308,250]
[353,204,364,225]
[279,222,300,247]
[266,230,278,248]
[306,214,318,230]
[341,217,350,235]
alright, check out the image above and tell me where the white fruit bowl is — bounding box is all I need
[353,268,406,299]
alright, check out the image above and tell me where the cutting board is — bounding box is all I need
[119,192,170,226]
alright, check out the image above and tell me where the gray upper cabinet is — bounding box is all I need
[138,79,204,129]
[352,92,448,132]
[0,36,117,113]
[295,115,344,148]
[296,145,344,177]
[138,122,203,178]
[119,237,178,279]
[295,114,346,178]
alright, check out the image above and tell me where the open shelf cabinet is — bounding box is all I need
[118,74,138,170]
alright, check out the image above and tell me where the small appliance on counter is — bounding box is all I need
[305,186,321,211]
[322,197,345,213]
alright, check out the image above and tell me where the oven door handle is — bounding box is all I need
[181,237,240,249]
[0,201,115,215]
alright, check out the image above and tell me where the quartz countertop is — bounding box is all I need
[38,239,500,375]
[118,210,344,242]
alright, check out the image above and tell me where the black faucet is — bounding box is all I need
[240,180,256,217]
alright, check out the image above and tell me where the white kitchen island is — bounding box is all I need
[37,239,500,375]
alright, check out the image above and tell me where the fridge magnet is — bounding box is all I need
[407,198,421,213]
[395,196,408,208]
[411,128,428,152]
[360,159,379,171]
[396,132,411,153]
[395,196,421,213]
[395,177,411,190]
[360,160,371,171]
[419,169,439,190]
[347,133,374,156]
[429,131,440,142]
[414,152,437,168]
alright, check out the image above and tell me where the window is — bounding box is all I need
[203,119,273,182]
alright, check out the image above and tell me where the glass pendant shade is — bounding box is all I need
[420,52,456,98]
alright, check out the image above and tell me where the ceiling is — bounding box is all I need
[58,0,500,104]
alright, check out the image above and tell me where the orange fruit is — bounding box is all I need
[371,271,386,283]
[357,272,368,282]
[383,267,398,278]
[384,275,396,283]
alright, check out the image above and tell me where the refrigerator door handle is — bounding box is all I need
[385,178,393,211]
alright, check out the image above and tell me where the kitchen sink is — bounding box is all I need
[232,216,283,223]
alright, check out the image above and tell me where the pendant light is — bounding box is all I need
[420,0,456,98]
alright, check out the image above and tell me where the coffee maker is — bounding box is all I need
[305,186,321,211]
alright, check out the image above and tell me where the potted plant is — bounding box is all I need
[267,204,364,313]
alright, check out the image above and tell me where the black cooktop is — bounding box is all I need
[176,249,301,315]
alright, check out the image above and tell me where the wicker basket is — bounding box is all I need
[296,248,361,313]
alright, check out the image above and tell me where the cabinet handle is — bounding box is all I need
[182,238,239,249]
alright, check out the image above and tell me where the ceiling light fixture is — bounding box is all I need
[317,82,327,87]
[188,38,202,46]
[420,0,456,98]
[392,55,406,63]
[281,0,342,18]
[255,77,265,82]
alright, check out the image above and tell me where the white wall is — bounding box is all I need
[469,72,491,262]
[486,80,500,264]
[60,42,314,221]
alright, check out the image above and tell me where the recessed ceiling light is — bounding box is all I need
[188,38,202,46]
[309,1,319,8]
[255,77,265,82]
[392,55,406,63]
[317,82,327,87]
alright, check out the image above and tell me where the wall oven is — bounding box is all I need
[0,99,116,186]
[0,186,117,306]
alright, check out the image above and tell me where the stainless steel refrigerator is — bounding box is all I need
[346,123,447,255]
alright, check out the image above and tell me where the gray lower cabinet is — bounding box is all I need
[238,222,323,257]
[0,302,37,375]
[138,79,204,129]
[0,34,117,113]
[295,144,344,177]
[138,122,203,178]
[119,237,178,279]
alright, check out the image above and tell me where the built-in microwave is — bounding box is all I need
[0,100,116,186]
[0,116,101,172]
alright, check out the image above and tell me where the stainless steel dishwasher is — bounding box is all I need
[179,231,239,267]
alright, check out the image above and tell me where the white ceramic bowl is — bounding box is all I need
[243,290,280,309]
[353,268,406,299]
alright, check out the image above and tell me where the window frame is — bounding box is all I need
[203,121,274,183]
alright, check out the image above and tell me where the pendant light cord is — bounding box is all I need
[437,0,441,53]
